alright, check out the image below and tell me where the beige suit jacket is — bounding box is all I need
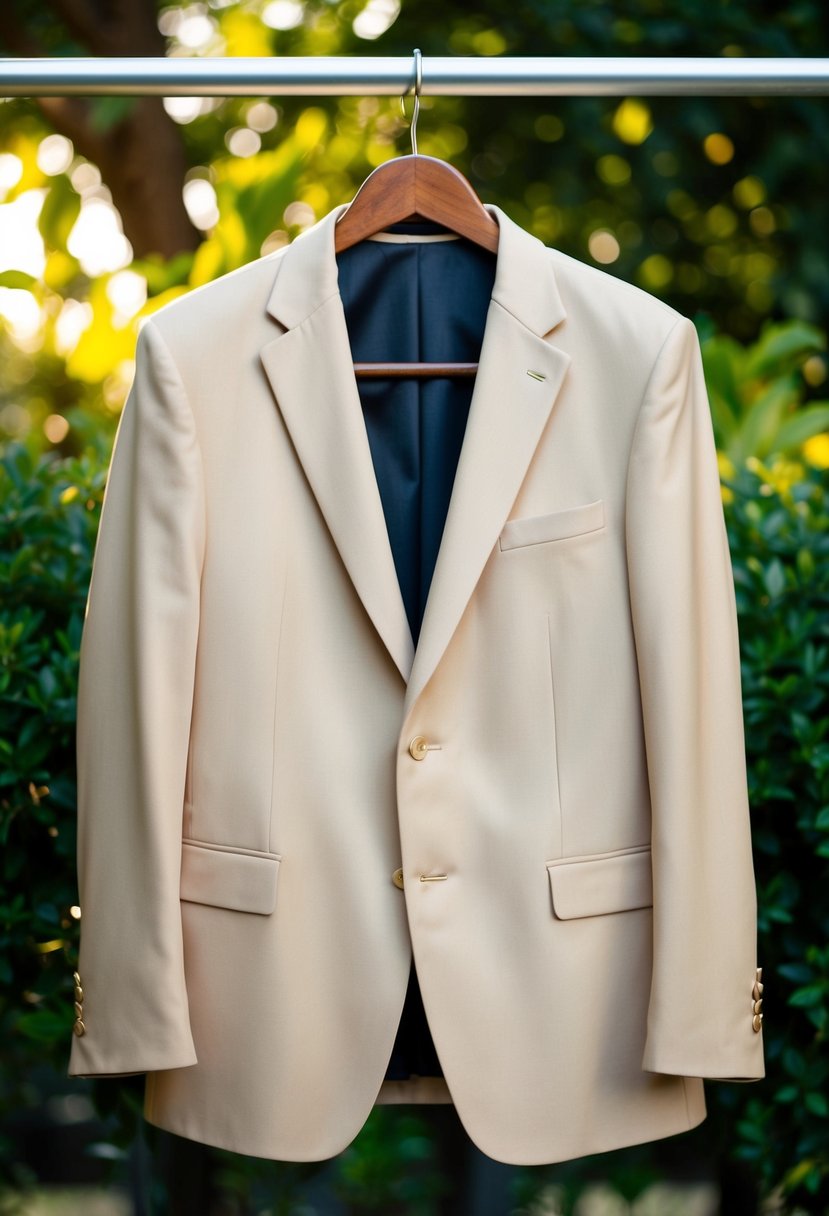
[67,200,765,1165]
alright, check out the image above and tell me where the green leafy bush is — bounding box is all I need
[720,452,829,1207]
[0,441,101,1190]
[699,317,829,464]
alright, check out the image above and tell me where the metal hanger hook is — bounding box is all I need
[400,47,421,155]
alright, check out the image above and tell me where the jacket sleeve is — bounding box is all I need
[625,315,765,1081]
[67,318,205,1078]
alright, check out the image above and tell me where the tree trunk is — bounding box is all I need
[0,0,202,259]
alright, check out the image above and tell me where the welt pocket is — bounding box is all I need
[179,838,283,915]
[498,499,605,551]
[546,844,652,920]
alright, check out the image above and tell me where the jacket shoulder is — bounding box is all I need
[140,247,288,347]
[546,245,687,352]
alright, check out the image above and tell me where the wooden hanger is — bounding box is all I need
[334,49,500,379]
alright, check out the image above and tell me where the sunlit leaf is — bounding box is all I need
[66,278,136,382]
[37,173,81,250]
[734,374,800,463]
[220,8,274,56]
[773,404,829,453]
[189,235,227,288]
[745,321,826,378]
[42,249,80,291]
[0,270,37,290]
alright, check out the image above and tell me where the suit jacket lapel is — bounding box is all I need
[260,205,415,684]
[404,291,570,715]
[259,200,571,708]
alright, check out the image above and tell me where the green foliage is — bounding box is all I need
[0,442,100,1192]
[331,1110,449,1213]
[36,170,80,251]
[722,455,829,1206]
[4,1,829,466]
[699,318,829,464]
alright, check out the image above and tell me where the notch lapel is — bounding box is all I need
[260,204,415,684]
[259,200,571,709]
[403,295,570,716]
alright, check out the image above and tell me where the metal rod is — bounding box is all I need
[0,56,828,97]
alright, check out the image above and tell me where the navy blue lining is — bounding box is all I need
[336,219,497,1082]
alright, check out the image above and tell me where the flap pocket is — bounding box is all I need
[499,499,605,551]
[547,846,652,919]
[180,839,282,915]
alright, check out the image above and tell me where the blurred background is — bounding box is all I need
[1,2,828,1213]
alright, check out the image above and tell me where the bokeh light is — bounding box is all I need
[612,99,653,145]
[0,190,46,276]
[261,0,304,30]
[183,176,220,229]
[352,0,401,40]
[704,132,735,164]
[0,152,23,193]
[588,230,621,264]
[66,199,132,276]
[36,134,74,176]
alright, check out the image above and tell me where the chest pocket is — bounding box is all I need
[499,499,605,551]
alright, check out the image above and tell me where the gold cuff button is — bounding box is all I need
[72,971,81,985]
[72,1019,86,1036]
[753,998,763,1015]
[752,1012,763,1033]
[392,868,404,890]
[74,985,83,1002]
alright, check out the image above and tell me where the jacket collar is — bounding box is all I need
[260,200,571,718]
[265,201,566,338]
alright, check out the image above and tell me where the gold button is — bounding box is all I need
[72,1019,86,1036]
[753,998,763,1014]
[392,868,404,890]
[73,971,81,985]
[756,966,763,982]
[752,981,763,1000]
[409,735,429,760]
[74,985,83,1002]
[752,1013,763,1033]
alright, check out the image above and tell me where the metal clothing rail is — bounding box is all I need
[0,56,828,97]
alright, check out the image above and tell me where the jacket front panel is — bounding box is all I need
[67,200,764,1166]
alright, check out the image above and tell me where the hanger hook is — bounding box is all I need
[400,47,421,156]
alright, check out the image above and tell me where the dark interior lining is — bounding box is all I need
[335,219,497,1081]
